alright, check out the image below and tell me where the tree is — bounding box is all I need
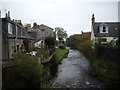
[55,27,68,41]
[45,36,56,48]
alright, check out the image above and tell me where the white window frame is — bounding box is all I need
[8,23,13,34]
[99,23,109,33]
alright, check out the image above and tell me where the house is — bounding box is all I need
[28,23,54,47]
[91,14,120,46]
[71,31,91,41]
[2,11,34,60]
[80,31,91,40]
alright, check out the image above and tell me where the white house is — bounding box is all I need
[91,14,119,46]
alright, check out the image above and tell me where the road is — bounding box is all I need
[52,48,104,88]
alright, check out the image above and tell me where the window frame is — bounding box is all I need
[8,23,13,34]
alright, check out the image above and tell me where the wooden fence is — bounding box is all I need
[98,47,120,63]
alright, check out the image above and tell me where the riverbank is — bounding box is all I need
[89,58,120,88]
[2,49,69,89]
[77,40,120,88]
[40,48,69,88]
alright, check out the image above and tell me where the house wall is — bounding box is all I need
[0,19,2,60]
[32,26,54,41]
[91,25,95,40]
[8,39,16,58]
[2,33,9,60]
[8,39,24,59]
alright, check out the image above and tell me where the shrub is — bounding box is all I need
[78,40,96,61]
[13,52,42,88]
[90,58,120,88]
[45,36,56,49]
[59,44,66,49]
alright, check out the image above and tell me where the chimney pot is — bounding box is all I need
[5,13,7,18]
[8,11,10,19]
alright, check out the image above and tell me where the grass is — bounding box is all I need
[55,49,69,61]
[90,58,120,88]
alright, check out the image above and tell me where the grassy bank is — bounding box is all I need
[90,58,120,88]
[55,49,69,63]
[41,49,69,88]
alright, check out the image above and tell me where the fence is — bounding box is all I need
[98,47,120,63]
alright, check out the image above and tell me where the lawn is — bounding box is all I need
[55,49,69,62]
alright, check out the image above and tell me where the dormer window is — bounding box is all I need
[99,23,108,33]
[8,23,13,34]
[103,27,106,32]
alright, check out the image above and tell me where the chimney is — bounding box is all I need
[91,14,95,26]
[5,13,7,18]
[0,10,1,18]
[15,20,17,23]
[81,31,83,34]
[7,11,10,19]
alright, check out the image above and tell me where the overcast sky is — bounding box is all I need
[1,0,119,36]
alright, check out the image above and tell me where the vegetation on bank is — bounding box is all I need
[78,40,120,88]
[90,58,120,88]
[3,52,41,89]
[41,48,69,88]
[3,48,69,89]
[55,49,69,62]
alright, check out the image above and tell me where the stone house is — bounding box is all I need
[2,11,34,60]
[28,23,55,47]
[91,14,120,46]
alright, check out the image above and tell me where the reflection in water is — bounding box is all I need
[53,49,104,88]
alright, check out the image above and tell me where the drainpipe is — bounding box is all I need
[15,21,18,51]
[0,10,1,18]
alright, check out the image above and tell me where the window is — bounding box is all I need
[99,23,108,33]
[115,28,118,30]
[8,23,13,34]
[103,27,106,32]
[98,26,99,32]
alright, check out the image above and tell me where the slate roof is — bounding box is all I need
[93,22,120,37]
[2,18,34,39]
[28,30,36,39]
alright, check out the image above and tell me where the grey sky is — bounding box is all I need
[1,0,119,36]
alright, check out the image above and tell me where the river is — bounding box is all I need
[52,48,105,88]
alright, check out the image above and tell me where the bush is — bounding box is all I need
[59,44,66,49]
[45,36,56,49]
[13,52,42,88]
[90,58,120,88]
[78,40,96,61]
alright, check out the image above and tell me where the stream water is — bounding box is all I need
[52,48,105,88]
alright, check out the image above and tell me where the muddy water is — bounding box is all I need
[53,49,104,88]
